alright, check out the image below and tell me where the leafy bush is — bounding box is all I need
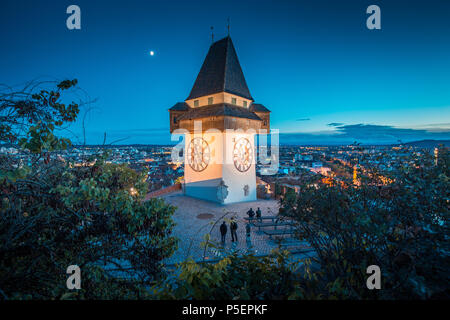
[280,147,449,299]
[1,79,447,300]
[0,80,177,299]
[153,250,300,300]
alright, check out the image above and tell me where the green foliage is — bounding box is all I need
[1,79,79,153]
[0,80,178,299]
[152,250,300,300]
[0,146,178,300]
[280,147,449,299]
[1,80,448,300]
[274,182,282,197]
[279,188,296,214]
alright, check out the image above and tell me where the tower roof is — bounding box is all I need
[177,103,261,121]
[186,36,253,101]
[249,103,271,113]
[168,102,190,111]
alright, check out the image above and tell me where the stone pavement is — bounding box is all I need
[160,191,315,265]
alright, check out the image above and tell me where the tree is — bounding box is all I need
[0,79,79,153]
[2,80,448,300]
[280,147,449,299]
[0,80,178,299]
[152,250,300,300]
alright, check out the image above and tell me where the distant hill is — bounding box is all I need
[400,140,450,149]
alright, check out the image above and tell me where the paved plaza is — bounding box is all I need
[161,191,315,265]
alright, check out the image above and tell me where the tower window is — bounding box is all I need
[208,97,213,105]
[243,101,247,108]
[231,97,236,105]
[173,116,177,124]
[194,100,199,107]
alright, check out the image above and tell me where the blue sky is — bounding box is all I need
[1,0,449,145]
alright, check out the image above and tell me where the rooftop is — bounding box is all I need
[186,36,253,101]
[169,102,190,111]
[176,103,262,121]
[249,103,271,113]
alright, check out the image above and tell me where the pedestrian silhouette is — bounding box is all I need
[256,207,262,221]
[220,221,227,243]
[230,218,238,242]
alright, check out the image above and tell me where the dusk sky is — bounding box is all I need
[1,0,450,145]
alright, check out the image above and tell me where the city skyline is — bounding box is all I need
[1,0,450,145]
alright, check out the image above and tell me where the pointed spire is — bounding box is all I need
[186,36,253,101]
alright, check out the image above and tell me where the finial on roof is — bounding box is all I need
[210,26,214,43]
[227,17,230,36]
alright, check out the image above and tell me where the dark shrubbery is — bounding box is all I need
[0,80,177,299]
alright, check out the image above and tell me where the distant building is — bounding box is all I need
[353,164,360,186]
[295,154,313,161]
[311,161,323,168]
[310,166,331,176]
[434,147,439,166]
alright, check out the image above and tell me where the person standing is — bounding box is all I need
[230,218,238,242]
[256,207,262,222]
[220,221,227,243]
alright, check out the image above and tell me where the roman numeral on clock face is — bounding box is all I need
[233,138,252,172]
[188,137,210,172]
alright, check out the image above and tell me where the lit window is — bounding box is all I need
[231,97,236,105]
[208,97,213,105]
[243,101,247,107]
[194,100,199,107]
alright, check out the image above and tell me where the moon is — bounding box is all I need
[150,50,155,56]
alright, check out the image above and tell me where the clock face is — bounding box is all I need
[233,138,253,172]
[187,137,210,172]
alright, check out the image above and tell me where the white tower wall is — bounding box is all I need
[183,131,257,204]
[222,131,256,204]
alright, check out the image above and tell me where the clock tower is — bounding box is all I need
[169,36,270,204]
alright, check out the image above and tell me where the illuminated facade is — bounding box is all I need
[169,36,270,204]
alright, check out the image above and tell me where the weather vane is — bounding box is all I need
[227,17,230,36]
[210,26,214,43]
